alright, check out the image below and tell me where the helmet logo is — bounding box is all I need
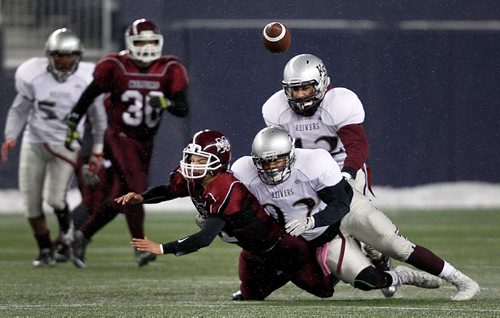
[316,64,327,79]
[215,136,231,153]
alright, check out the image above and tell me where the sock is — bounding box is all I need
[438,261,456,280]
[406,245,445,276]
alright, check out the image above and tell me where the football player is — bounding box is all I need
[116,129,336,300]
[1,28,106,267]
[232,126,480,301]
[64,18,190,268]
[262,53,397,296]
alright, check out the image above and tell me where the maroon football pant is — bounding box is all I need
[238,235,336,300]
[79,128,153,240]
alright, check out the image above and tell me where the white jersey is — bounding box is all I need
[4,57,100,146]
[232,148,343,241]
[262,87,364,169]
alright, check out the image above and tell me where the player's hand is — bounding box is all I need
[130,236,162,255]
[88,152,104,173]
[64,113,80,151]
[149,93,172,110]
[114,192,144,205]
[1,139,16,162]
[285,216,315,236]
[341,171,353,181]
[82,164,100,187]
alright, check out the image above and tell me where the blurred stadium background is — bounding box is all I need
[0,0,499,194]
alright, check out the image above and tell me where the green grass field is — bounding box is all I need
[1,209,499,317]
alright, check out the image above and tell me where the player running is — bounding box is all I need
[1,28,106,266]
[65,19,190,268]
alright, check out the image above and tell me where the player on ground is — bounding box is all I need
[1,28,106,266]
[64,18,190,268]
[232,126,480,301]
[116,129,336,300]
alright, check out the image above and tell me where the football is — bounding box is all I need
[262,22,291,54]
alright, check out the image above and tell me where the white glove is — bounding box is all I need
[341,171,353,181]
[285,216,315,236]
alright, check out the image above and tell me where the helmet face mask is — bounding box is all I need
[252,127,295,185]
[282,54,330,116]
[45,28,83,82]
[180,130,231,181]
[125,19,164,65]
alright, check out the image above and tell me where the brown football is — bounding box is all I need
[262,22,292,54]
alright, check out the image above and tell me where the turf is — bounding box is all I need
[0,209,498,317]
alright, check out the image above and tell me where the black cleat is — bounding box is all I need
[71,230,89,268]
[232,290,245,301]
[137,252,157,267]
[33,248,56,267]
[54,243,70,262]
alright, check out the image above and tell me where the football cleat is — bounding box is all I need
[137,251,157,267]
[376,255,397,297]
[364,244,397,297]
[446,270,480,301]
[54,243,70,262]
[71,230,89,268]
[33,248,56,267]
[394,265,442,288]
[232,290,244,301]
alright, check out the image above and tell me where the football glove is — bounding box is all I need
[149,94,172,110]
[64,113,81,151]
[82,164,100,187]
[341,171,353,181]
[285,216,315,236]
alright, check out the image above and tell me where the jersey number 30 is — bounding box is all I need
[121,90,163,128]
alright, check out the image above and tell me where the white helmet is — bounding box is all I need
[251,126,295,185]
[45,28,83,82]
[125,18,164,65]
[282,54,330,116]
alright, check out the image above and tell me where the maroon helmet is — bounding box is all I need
[180,130,232,180]
[125,18,163,64]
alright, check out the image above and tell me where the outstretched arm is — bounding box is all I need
[65,82,104,151]
[130,216,226,256]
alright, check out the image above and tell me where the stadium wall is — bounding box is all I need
[0,1,499,188]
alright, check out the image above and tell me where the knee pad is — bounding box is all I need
[353,266,389,291]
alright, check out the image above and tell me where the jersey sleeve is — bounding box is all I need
[164,61,189,97]
[169,170,190,197]
[93,58,118,91]
[308,149,343,191]
[4,93,32,140]
[327,88,365,129]
[262,90,287,127]
[14,59,37,101]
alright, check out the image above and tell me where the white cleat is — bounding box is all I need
[394,265,442,288]
[447,270,480,301]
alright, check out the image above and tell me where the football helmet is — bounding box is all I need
[45,28,83,82]
[282,54,330,116]
[252,126,295,185]
[125,18,164,64]
[180,129,232,180]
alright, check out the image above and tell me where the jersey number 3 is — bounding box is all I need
[121,90,163,128]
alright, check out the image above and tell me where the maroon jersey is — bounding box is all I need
[169,170,283,253]
[93,51,189,140]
